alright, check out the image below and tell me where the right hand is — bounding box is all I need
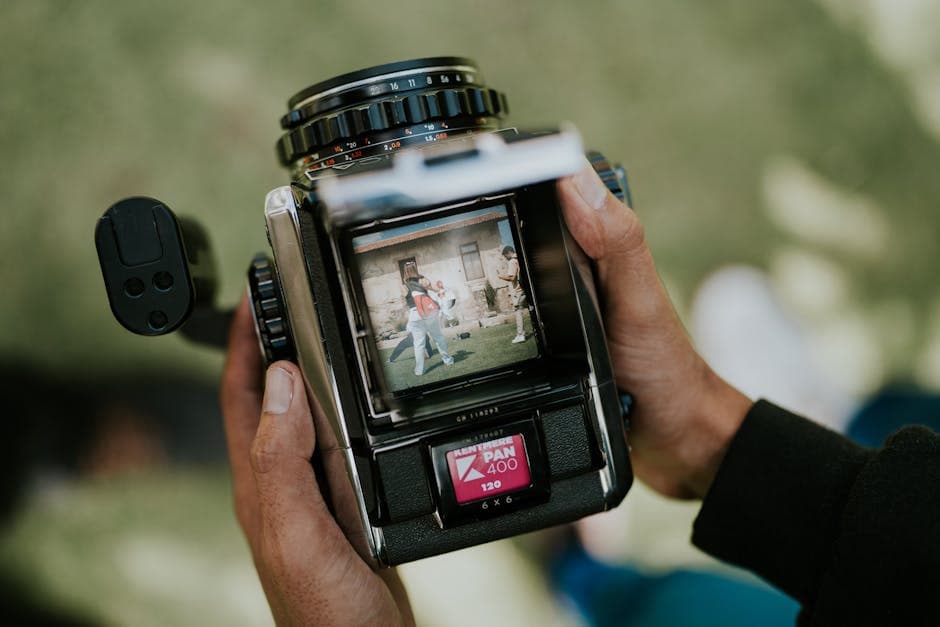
[558,163,752,499]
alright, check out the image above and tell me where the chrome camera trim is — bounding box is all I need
[264,185,384,566]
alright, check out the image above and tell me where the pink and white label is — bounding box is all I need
[445,434,532,504]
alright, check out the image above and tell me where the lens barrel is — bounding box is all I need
[276,57,508,172]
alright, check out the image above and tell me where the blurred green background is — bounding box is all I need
[1,0,939,625]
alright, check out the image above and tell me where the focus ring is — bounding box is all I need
[277,87,508,166]
[282,59,480,128]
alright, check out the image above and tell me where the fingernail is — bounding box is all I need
[263,366,293,414]
[573,162,608,211]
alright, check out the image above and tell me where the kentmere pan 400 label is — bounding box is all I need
[445,434,532,504]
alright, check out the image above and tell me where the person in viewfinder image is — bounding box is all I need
[406,274,453,376]
[388,262,433,364]
[498,245,528,344]
[435,279,459,327]
[355,206,539,391]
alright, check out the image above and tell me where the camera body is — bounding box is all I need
[96,57,634,567]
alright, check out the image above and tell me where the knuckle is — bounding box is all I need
[260,525,346,585]
[608,206,647,256]
[258,526,303,577]
[249,431,282,475]
[256,528,281,569]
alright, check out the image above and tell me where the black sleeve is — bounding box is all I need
[692,400,940,626]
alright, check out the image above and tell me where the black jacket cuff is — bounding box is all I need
[691,399,871,603]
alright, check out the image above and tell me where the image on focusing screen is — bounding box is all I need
[352,205,539,393]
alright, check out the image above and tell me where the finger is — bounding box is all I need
[557,162,676,328]
[250,361,358,586]
[221,293,264,538]
[250,362,408,626]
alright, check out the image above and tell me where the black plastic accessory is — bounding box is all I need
[95,196,231,346]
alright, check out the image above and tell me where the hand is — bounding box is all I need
[558,164,753,499]
[221,297,414,626]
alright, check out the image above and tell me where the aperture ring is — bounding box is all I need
[277,87,508,166]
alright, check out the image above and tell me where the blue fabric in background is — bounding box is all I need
[847,387,940,447]
[550,542,799,627]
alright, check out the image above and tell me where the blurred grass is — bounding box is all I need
[0,471,271,626]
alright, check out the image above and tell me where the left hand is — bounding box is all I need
[221,296,414,626]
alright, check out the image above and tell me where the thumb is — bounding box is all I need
[250,361,353,579]
[557,162,676,328]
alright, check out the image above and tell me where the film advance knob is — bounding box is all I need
[247,254,296,364]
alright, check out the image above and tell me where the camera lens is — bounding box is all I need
[276,57,508,172]
[124,277,145,297]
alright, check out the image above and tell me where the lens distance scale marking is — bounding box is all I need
[299,117,488,179]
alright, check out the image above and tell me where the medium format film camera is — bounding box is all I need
[95,57,634,566]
